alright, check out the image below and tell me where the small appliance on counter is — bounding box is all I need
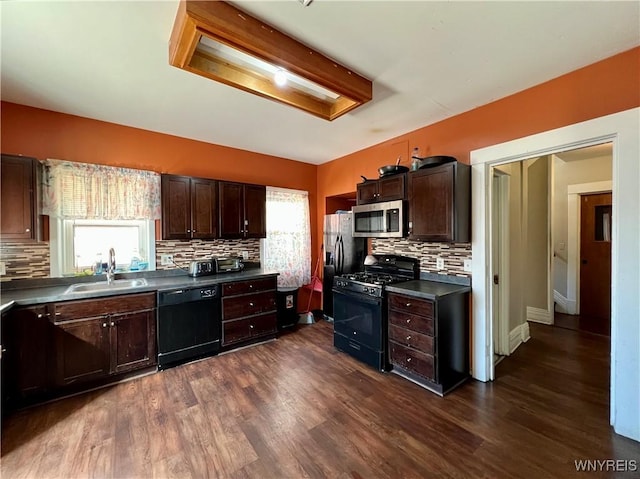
[213,257,244,273]
[188,259,216,277]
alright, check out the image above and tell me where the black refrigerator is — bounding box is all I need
[322,212,366,319]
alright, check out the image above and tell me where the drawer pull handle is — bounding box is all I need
[37,313,44,319]
[406,335,412,341]
[249,285,254,289]
[405,302,412,307]
[55,312,61,316]
[406,357,412,363]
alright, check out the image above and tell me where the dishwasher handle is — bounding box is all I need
[158,286,219,306]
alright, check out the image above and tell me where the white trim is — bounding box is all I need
[553,289,574,314]
[566,180,613,314]
[491,170,510,356]
[527,306,553,325]
[509,322,531,354]
[470,107,640,441]
[266,185,309,196]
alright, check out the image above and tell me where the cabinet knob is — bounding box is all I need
[37,313,44,319]
[249,324,254,329]
[406,335,412,341]
[187,229,191,233]
[405,302,412,307]
[55,312,61,316]
[110,321,115,327]
[102,322,108,328]
[406,318,411,324]
[406,357,412,363]
[25,228,30,233]
[249,302,255,307]
[249,284,254,289]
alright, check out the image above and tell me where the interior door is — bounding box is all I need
[579,192,612,330]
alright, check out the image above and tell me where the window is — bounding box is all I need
[42,159,161,277]
[261,187,311,287]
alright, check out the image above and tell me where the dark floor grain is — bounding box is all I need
[2,321,638,478]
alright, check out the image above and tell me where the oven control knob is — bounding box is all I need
[362,286,369,293]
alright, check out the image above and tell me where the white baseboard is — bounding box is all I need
[509,322,531,354]
[553,290,577,315]
[527,306,553,324]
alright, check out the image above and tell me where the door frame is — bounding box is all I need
[470,107,640,441]
[567,181,612,315]
[491,168,510,358]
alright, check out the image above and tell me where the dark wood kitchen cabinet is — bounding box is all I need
[356,174,406,205]
[408,162,470,242]
[50,292,157,386]
[161,174,218,240]
[1,154,38,241]
[387,282,470,396]
[221,277,277,348]
[218,181,266,239]
[2,305,52,409]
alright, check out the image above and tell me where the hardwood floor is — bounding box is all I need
[554,311,610,336]
[2,321,638,478]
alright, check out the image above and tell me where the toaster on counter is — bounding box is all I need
[213,257,244,273]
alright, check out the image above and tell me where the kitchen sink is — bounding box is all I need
[63,278,149,295]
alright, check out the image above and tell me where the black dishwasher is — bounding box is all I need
[157,285,221,370]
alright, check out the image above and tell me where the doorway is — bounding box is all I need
[470,107,640,441]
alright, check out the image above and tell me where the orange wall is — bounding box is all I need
[0,102,320,288]
[317,47,640,255]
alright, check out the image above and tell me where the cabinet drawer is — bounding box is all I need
[50,293,156,322]
[388,293,434,319]
[389,323,434,355]
[222,277,276,296]
[388,309,434,336]
[222,313,277,346]
[222,291,276,320]
[390,342,435,381]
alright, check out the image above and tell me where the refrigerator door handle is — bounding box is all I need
[339,236,345,274]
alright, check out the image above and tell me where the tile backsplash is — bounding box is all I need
[371,238,471,277]
[0,238,261,281]
[155,238,260,270]
[0,242,51,282]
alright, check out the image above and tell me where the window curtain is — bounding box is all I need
[41,159,161,220]
[261,187,311,288]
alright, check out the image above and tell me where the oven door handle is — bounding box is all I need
[332,288,382,306]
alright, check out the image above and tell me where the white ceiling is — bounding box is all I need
[1,1,638,166]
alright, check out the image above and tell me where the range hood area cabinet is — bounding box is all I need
[407,162,470,242]
[356,173,406,205]
[218,181,266,239]
[1,154,39,242]
[161,175,218,240]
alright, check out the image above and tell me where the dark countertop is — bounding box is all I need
[386,279,471,301]
[0,269,279,311]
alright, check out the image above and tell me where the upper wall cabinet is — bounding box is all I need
[356,173,406,205]
[1,154,38,241]
[408,162,470,242]
[161,175,218,240]
[218,181,266,239]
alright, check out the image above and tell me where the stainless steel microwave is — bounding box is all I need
[351,199,406,238]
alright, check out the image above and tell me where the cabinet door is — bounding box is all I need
[53,317,111,386]
[356,181,378,205]
[111,310,157,374]
[191,178,217,239]
[377,174,406,202]
[161,175,191,240]
[244,184,266,238]
[2,306,51,406]
[408,164,454,241]
[1,154,36,241]
[218,181,244,238]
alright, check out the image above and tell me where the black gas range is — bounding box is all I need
[332,254,419,371]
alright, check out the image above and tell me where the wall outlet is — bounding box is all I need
[0,262,5,275]
[160,254,174,266]
[436,257,445,270]
[464,259,472,272]
[241,251,249,260]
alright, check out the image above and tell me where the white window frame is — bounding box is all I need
[50,218,156,276]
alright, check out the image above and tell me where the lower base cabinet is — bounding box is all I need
[2,292,157,411]
[387,288,469,396]
[221,277,277,348]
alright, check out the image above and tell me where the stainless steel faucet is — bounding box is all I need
[107,248,116,284]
